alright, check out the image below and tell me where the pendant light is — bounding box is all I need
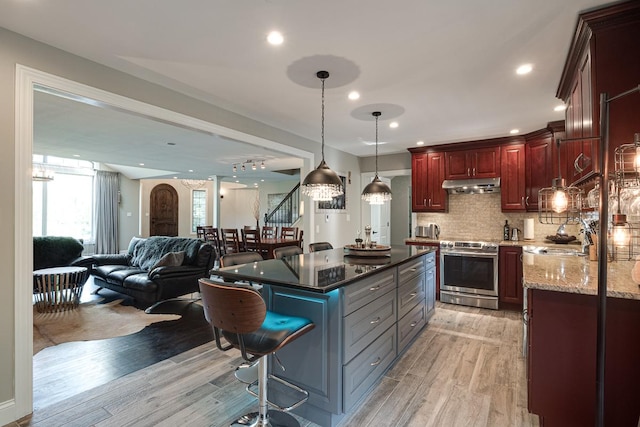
[538,138,583,224]
[301,71,344,201]
[361,111,392,204]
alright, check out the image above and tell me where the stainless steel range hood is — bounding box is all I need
[442,177,500,194]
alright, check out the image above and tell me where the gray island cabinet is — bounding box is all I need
[214,246,437,426]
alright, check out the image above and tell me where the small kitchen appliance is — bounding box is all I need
[415,224,440,239]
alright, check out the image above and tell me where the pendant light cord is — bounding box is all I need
[321,76,325,161]
[375,114,379,176]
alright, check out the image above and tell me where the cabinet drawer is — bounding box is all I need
[398,299,426,352]
[398,256,425,283]
[424,252,436,269]
[343,270,396,316]
[398,273,425,319]
[343,326,397,412]
[343,290,396,362]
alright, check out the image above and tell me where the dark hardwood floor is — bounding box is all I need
[32,282,214,410]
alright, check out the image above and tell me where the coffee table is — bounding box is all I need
[33,266,89,312]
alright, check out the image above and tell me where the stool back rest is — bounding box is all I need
[273,245,303,260]
[309,242,333,252]
[199,278,266,334]
[220,252,263,267]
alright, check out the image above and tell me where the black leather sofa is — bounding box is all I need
[90,236,215,309]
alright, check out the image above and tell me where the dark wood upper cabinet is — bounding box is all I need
[524,124,564,213]
[556,1,640,185]
[445,146,500,180]
[500,143,526,211]
[410,150,447,212]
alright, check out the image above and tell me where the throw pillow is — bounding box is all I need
[149,251,185,272]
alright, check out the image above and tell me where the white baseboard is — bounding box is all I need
[0,398,19,426]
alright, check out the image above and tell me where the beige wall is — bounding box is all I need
[1,27,362,423]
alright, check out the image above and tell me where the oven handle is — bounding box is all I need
[441,251,498,259]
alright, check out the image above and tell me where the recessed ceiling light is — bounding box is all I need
[267,31,283,45]
[363,140,388,146]
[510,129,520,134]
[233,175,237,178]
[389,122,399,129]
[139,163,145,166]
[188,169,193,172]
[416,141,425,146]
[554,105,567,112]
[348,91,360,100]
[235,180,239,183]
[516,64,533,75]
[73,154,80,157]
[173,176,178,179]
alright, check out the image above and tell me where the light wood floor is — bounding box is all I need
[11,302,539,427]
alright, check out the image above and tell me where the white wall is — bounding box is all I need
[139,179,215,238]
[220,187,260,229]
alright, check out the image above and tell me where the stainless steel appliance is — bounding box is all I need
[440,240,499,310]
[415,224,440,238]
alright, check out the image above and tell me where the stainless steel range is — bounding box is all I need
[439,240,499,310]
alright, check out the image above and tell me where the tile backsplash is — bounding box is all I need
[415,193,585,241]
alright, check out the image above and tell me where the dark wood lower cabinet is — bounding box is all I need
[498,246,523,308]
[527,289,640,427]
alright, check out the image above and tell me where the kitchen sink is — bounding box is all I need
[523,245,586,256]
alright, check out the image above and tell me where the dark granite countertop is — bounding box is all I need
[211,245,435,293]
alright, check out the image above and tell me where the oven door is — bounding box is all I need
[440,251,498,297]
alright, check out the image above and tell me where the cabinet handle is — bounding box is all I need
[473,167,476,176]
[423,198,427,206]
[370,317,381,324]
[520,254,523,262]
[407,292,418,301]
[369,285,381,292]
[409,268,417,272]
[521,196,525,207]
[370,357,381,367]
[410,322,418,328]
[467,168,471,176]
[525,196,529,206]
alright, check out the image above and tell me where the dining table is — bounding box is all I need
[259,237,301,259]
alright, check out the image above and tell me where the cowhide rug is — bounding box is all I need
[33,299,181,355]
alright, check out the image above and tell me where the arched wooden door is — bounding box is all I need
[150,184,178,236]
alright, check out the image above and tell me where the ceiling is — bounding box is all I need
[2,0,610,182]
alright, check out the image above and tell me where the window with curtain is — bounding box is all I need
[33,155,95,241]
[192,189,207,233]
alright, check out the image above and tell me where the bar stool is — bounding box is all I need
[199,278,315,427]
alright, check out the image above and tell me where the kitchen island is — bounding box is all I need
[522,254,640,426]
[213,245,437,426]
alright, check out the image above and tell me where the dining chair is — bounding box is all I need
[280,226,298,240]
[261,225,277,239]
[298,230,304,249]
[196,226,206,240]
[309,242,333,252]
[221,228,241,254]
[273,245,303,260]
[201,226,222,258]
[242,228,265,258]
